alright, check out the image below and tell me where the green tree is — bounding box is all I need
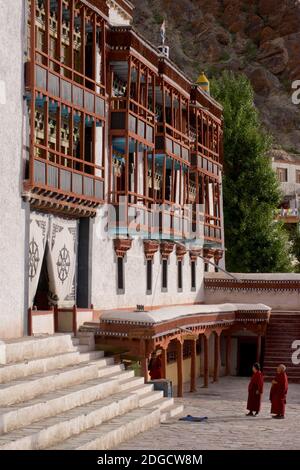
[211,71,292,273]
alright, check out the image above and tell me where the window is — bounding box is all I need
[117,257,124,292]
[204,262,209,273]
[162,259,168,290]
[277,168,288,183]
[178,260,183,290]
[146,259,152,293]
[191,261,196,290]
[296,170,300,184]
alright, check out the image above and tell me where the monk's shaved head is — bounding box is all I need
[277,364,286,373]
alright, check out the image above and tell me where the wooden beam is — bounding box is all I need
[256,335,262,363]
[203,335,209,388]
[225,335,232,376]
[190,339,197,393]
[161,347,167,379]
[141,357,149,382]
[176,340,183,398]
[213,332,220,382]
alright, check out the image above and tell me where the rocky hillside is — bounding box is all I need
[131,0,300,153]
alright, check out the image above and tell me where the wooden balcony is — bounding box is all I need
[24,156,104,217]
[110,97,155,147]
[156,123,190,163]
[191,152,222,178]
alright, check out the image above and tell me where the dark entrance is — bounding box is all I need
[34,250,50,310]
[238,337,257,377]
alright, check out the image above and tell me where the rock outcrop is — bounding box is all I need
[131,0,300,152]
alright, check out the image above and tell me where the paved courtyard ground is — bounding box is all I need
[118,377,300,450]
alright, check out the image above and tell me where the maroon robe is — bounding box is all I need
[270,372,288,416]
[149,356,162,380]
[247,371,264,412]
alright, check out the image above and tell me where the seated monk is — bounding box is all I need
[148,351,162,380]
[246,362,264,416]
[269,364,288,419]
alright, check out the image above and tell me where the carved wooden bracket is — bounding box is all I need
[176,244,187,261]
[144,240,160,261]
[189,248,202,262]
[113,238,132,258]
[203,247,215,260]
[214,249,223,264]
[160,241,175,260]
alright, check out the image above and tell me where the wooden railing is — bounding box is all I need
[28,305,94,336]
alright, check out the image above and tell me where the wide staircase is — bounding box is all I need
[0,333,183,450]
[263,311,300,383]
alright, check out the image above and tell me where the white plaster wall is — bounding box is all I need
[272,161,300,198]
[32,315,55,336]
[204,273,300,310]
[109,5,131,26]
[0,0,27,339]
[91,234,206,310]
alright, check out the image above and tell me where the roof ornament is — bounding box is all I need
[160,20,166,46]
[158,19,169,58]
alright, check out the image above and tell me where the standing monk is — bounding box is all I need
[148,351,162,380]
[246,363,264,416]
[270,364,288,419]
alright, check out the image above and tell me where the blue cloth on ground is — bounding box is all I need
[179,415,208,422]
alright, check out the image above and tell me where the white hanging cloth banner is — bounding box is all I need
[47,217,78,308]
[28,212,50,307]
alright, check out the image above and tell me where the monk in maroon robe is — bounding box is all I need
[270,364,288,419]
[148,352,162,380]
[246,363,264,416]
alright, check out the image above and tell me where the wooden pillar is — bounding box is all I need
[72,305,77,336]
[213,332,220,382]
[141,357,149,382]
[225,335,232,376]
[177,340,184,398]
[203,335,209,388]
[190,339,197,393]
[256,335,262,363]
[161,347,167,379]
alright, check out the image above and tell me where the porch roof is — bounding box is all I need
[100,303,270,326]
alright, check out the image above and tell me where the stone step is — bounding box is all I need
[0,350,104,384]
[71,338,80,346]
[0,386,153,450]
[78,351,104,362]
[48,406,162,450]
[263,369,300,376]
[138,390,164,407]
[118,376,145,392]
[0,358,116,407]
[1,334,76,364]
[74,345,92,353]
[160,403,184,422]
[0,370,137,434]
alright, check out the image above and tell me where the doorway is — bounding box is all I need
[33,250,50,310]
[237,337,257,377]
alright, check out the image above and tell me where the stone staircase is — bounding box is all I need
[0,334,183,450]
[263,312,300,383]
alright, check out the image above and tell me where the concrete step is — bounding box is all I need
[71,338,80,346]
[0,350,104,385]
[160,403,184,422]
[0,387,151,450]
[0,370,137,434]
[74,345,92,353]
[138,390,164,407]
[0,351,79,384]
[78,351,104,362]
[0,358,115,407]
[48,407,162,450]
[1,334,76,364]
